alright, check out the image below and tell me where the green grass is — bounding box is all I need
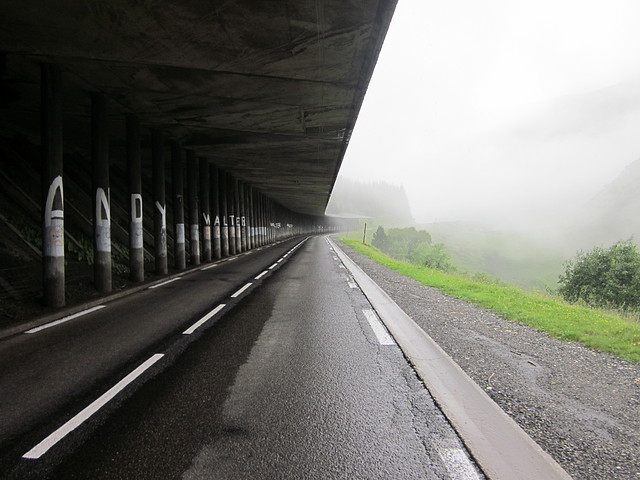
[340,238,640,363]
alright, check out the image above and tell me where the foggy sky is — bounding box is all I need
[336,0,640,226]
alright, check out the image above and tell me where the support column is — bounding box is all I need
[171,141,185,270]
[227,173,236,255]
[258,193,266,246]
[152,129,168,274]
[219,170,229,257]
[200,158,212,262]
[127,114,144,282]
[187,151,200,265]
[211,165,221,259]
[244,183,252,250]
[41,63,65,307]
[239,181,247,252]
[92,93,111,293]
[234,177,242,253]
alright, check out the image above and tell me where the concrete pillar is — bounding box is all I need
[200,158,212,262]
[219,170,229,257]
[227,173,236,255]
[91,93,111,293]
[41,63,65,307]
[171,141,185,270]
[258,193,266,246]
[152,129,168,274]
[243,183,252,250]
[234,177,242,253]
[210,164,221,259]
[239,181,247,251]
[127,114,144,282]
[187,151,200,265]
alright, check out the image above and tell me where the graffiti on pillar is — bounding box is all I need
[213,215,221,239]
[241,216,246,227]
[229,215,235,226]
[202,213,211,241]
[191,223,200,256]
[222,216,228,226]
[95,187,111,253]
[155,201,167,246]
[176,223,185,244]
[130,193,143,249]
[44,175,64,258]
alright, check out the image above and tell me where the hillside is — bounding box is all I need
[565,157,640,249]
[421,221,564,291]
[326,177,414,225]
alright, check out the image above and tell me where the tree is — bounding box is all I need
[372,226,388,251]
[558,239,640,310]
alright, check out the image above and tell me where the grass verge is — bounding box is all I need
[340,238,640,363]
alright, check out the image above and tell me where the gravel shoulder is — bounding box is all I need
[339,241,640,480]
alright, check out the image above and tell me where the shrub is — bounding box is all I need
[558,239,640,310]
[371,226,388,251]
[409,242,453,271]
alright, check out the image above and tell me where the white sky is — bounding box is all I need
[337,0,640,225]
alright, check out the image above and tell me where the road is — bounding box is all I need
[0,236,481,479]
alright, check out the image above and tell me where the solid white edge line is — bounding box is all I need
[231,282,252,298]
[25,305,107,334]
[200,263,218,271]
[254,271,269,280]
[362,309,396,345]
[23,353,164,459]
[330,238,572,480]
[148,277,181,289]
[183,304,226,335]
[437,446,483,480]
[268,263,278,270]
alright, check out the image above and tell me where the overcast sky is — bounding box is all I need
[337,0,640,225]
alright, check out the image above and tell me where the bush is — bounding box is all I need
[409,242,453,271]
[558,239,640,310]
[369,226,452,271]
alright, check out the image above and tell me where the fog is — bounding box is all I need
[335,0,640,229]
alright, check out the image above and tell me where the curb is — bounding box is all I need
[330,238,572,480]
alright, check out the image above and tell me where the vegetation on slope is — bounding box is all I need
[340,238,640,363]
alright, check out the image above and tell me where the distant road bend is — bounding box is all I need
[0,235,593,479]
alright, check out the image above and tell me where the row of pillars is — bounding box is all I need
[41,63,331,307]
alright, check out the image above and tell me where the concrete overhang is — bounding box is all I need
[0,0,397,216]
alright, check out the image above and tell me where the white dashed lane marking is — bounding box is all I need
[23,353,164,459]
[362,309,396,346]
[25,305,106,334]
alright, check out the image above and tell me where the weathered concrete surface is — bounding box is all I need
[0,0,397,215]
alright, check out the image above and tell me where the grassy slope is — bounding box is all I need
[421,222,565,291]
[341,238,640,363]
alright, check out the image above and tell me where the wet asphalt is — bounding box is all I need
[0,236,481,479]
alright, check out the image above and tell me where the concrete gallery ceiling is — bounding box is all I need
[0,0,397,215]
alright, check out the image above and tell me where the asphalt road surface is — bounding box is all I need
[0,236,482,479]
